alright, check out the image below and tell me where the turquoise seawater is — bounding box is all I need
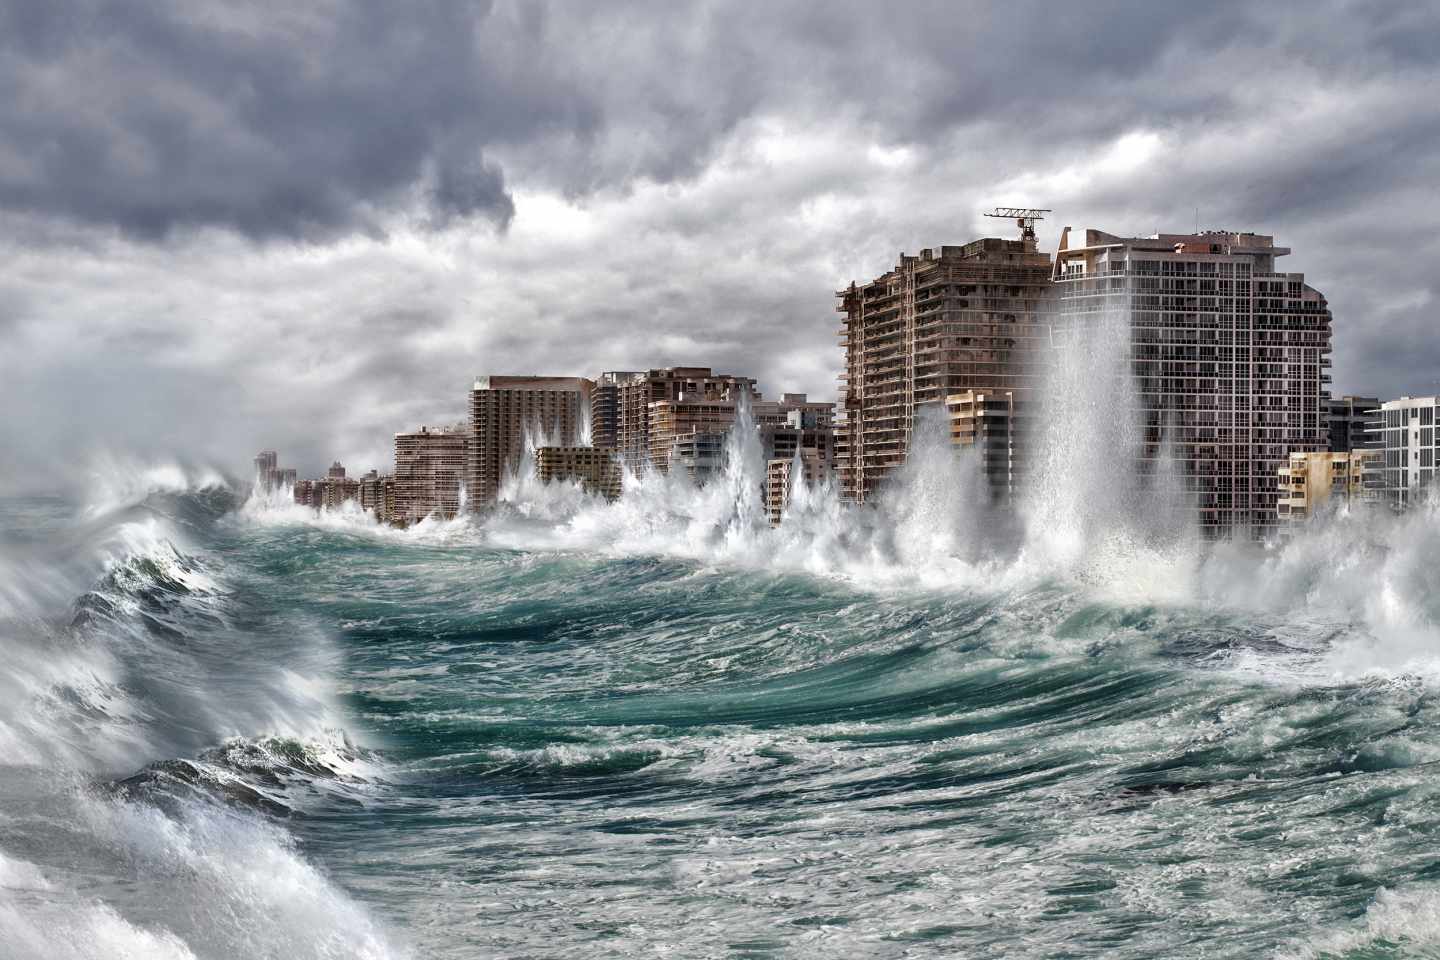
[2,481,1440,959]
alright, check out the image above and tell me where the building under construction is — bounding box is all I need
[837,224,1055,503]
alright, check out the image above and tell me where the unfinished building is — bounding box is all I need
[837,237,1054,503]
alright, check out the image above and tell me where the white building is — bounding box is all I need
[1369,396,1440,510]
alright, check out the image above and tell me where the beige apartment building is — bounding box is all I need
[1276,450,1378,524]
[945,390,1028,504]
[394,424,468,524]
[468,376,592,508]
[837,237,1054,503]
[766,450,829,525]
[610,367,757,469]
[1052,229,1333,536]
[535,446,622,500]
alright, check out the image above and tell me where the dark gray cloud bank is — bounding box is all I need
[1,0,1437,491]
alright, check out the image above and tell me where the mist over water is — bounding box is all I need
[4,320,1440,957]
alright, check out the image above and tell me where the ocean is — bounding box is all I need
[2,433,1440,959]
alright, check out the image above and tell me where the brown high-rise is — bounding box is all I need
[468,376,592,508]
[837,238,1054,503]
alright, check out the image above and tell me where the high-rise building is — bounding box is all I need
[1276,450,1379,525]
[327,461,347,480]
[945,390,1028,505]
[253,451,296,493]
[614,368,758,469]
[357,469,394,523]
[837,239,1055,503]
[535,446,622,500]
[1052,229,1333,536]
[1368,396,1440,510]
[468,376,592,508]
[394,424,468,525]
[590,371,640,451]
[1328,395,1380,453]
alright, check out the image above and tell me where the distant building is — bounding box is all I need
[766,450,829,525]
[1368,396,1440,510]
[669,432,727,483]
[357,469,394,523]
[837,239,1054,503]
[468,376,592,508]
[1052,228,1333,537]
[945,390,1028,504]
[293,469,360,510]
[1328,395,1380,453]
[614,368,757,469]
[393,425,468,525]
[590,371,639,451]
[535,446,622,500]
[1277,450,1379,524]
[253,451,296,493]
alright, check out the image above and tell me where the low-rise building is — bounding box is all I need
[945,390,1028,504]
[535,446,622,500]
[766,450,829,525]
[1276,450,1379,524]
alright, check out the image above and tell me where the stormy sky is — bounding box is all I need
[2,1,1437,491]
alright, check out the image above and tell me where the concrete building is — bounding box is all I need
[535,446,622,500]
[837,238,1055,503]
[590,371,639,451]
[766,450,829,525]
[253,451,296,493]
[468,376,592,508]
[669,432,728,483]
[614,368,758,469]
[1328,395,1380,453]
[394,425,468,525]
[1052,228,1333,536]
[293,470,360,510]
[1368,396,1440,510]
[945,390,1028,504]
[1276,450,1379,525]
[357,470,395,524]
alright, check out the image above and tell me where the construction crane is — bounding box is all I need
[984,206,1050,244]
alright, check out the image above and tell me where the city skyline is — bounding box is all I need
[4,3,1440,495]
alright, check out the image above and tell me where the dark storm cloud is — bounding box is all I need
[0,1,550,238]
[2,0,1440,493]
